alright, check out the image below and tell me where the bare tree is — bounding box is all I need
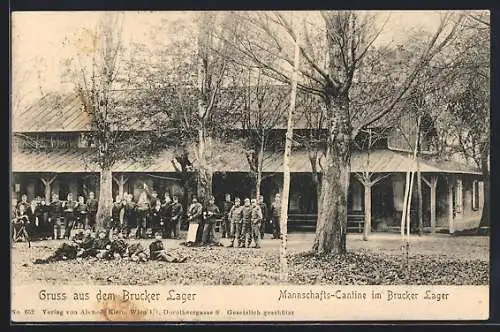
[225,11,463,254]
[240,69,289,197]
[65,13,169,230]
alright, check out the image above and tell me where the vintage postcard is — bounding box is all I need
[10,10,490,322]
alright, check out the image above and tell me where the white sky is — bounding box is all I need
[11,10,487,110]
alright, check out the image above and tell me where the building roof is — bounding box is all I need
[12,91,159,133]
[13,93,91,133]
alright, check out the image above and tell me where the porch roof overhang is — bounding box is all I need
[12,148,482,176]
[214,149,482,175]
[11,149,179,173]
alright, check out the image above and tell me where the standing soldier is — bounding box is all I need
[186,196,203,245]
[39,198,51,239]
[221,193,233,239]
[240,198,252,248]
[17,194,30,214]
[136,191,150,239]
[87,192,98,231]
[111,194,124,236]
[149,190,159,231]
[258,195,268,239]
[151,199,163,238]
[122,193,136,239]
[49,193,63,240]
[171,195,183,240]
[271,193,282,240]
[62,193,78,239]
[76,196,88,230]
[202,195,220,246]
[227,197,243,248]
[250,198,263,248]
[161,193,173,239]
[26,200,40,238]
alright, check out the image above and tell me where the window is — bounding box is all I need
[78,133,90,148]
[472,180,480,211]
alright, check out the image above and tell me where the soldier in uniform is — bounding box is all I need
[258,195,268,239]
[111,194,124,236]
[33,242,80,264]
[161,193,172,239]
[26,200,40,238]
[106,232,129,260]
[150,199,163,238]
[126,242,148,262]
[136,191,150,239]
[88,231,112,259]
[62,193,78,239]
[149,233,187,263]
[186,196,203,245]
[201,195,220,246]
[76,196,88,230]
[221,193,233,239]
[170,195,183,240]
[76,229,96,258]
[271,193,282,240]
[240,198,252,248]
[227,197,243,248]
[17,194,30,214]
[38,199,52,239]
[122,193,136,239]
[250,198,263,248]
[86,192,98,231]
[49,193,63,240]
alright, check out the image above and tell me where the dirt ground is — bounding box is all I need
[11,232,489,286]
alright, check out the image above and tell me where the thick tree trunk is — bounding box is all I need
[313,151,350,254]
[96,168,113,231]
[478,155,489,229]
[312,94,350,255]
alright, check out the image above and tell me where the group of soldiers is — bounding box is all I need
[110,188,184,240]
[12,192,98,241]
[12,186,284,250]
[34,230,187,264]
[184,193,282,248]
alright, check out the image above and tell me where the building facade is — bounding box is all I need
[12,93,484,233]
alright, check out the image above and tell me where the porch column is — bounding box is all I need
[112,174,129,198]
[422,175,438,233]
[448,176,455,234]
[40,174,58,202]
[363,183,372,240]
[354,172,389,241]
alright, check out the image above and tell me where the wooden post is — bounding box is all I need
[355,172,388,241]
[363,183,372,241]
[40,174,57,202]
[448,177,455,234]
[112,174,129,198]
[422,175,438,233]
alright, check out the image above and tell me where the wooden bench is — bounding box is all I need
[347,212,365,233]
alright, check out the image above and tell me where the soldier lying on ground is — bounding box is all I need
[34,242,79,264]
[105,232,128,260]
[149,233,187,263]
[125,242,148,262]
[78,231,111,259]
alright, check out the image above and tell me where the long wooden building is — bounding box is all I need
[11,92,484,234]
